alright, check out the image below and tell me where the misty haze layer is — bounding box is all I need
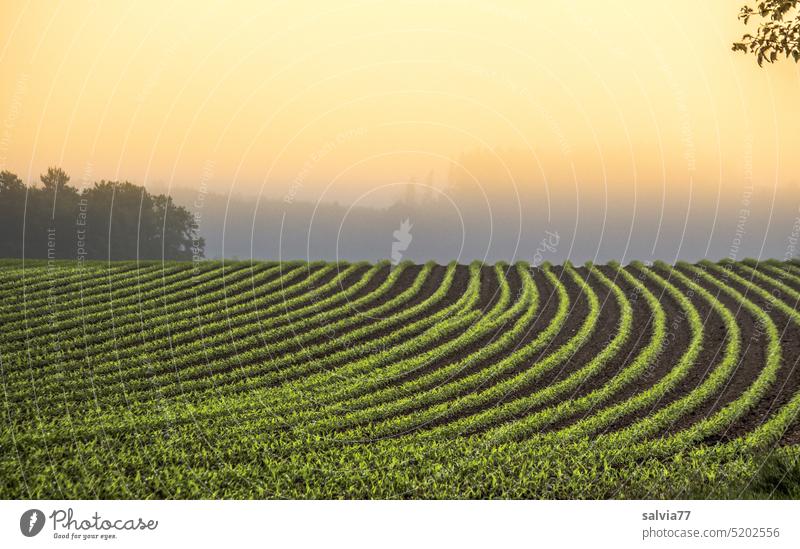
[168,181,800,265]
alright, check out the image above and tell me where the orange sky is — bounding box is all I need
[1,0,798,206]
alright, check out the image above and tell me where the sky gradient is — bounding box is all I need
[1,0,799,209]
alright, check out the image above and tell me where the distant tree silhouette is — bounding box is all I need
[0,168,203,260]
[0,171,26,258]
[733,1,800,65]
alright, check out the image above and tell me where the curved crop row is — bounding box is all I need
[2,258,799,500]
[5,262,369,401]
[0,261,242,348]
[1,260,308,382]
[600,261,741,446]
[7,262,467,416]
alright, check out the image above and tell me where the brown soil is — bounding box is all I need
[691,268,800,444]
[602,265,733,435]
[408,265,595,431]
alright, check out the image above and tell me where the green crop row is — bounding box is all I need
[546,261,699,440]
[3,262,371,408]
[2,258,799,500]
[0,261,243,348]
[1,261,319,390]
[601,261,741,446]
[0,261,300,368]
[7,261,473,429]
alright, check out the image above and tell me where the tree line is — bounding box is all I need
[0,167,203,260]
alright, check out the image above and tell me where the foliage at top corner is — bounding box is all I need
[733,1,800,65]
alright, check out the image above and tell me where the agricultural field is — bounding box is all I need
[1,258,799,499]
